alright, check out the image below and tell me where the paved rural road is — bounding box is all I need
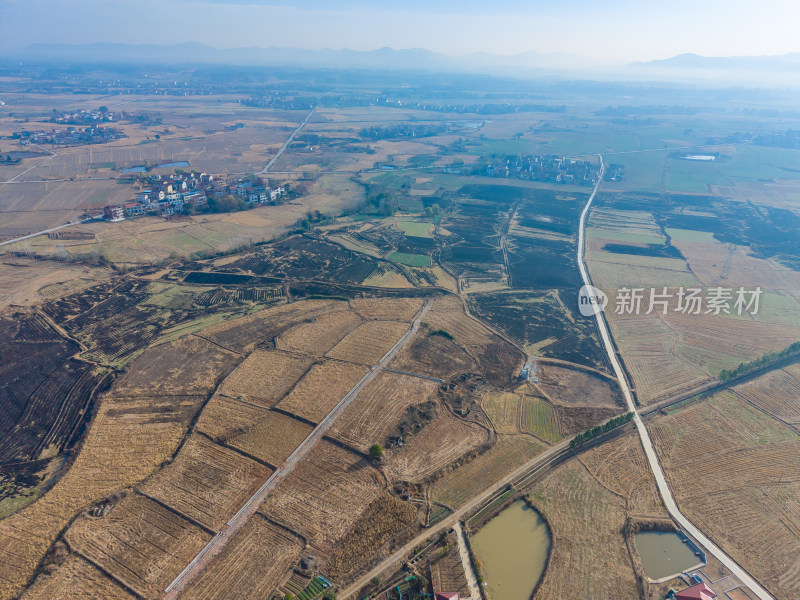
[577,155,775,600]
[0,215,102,247]
[163,300,432,599]
[340,440,571,599]
[453,522,481,600]
[260,107,316,174]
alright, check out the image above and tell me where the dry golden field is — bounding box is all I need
[393,330,477,379]
[276,360,368,423]
[732,364,800,427]
[325,320,410,365]
[384,410,490,483]
[330,371,438,453]
[432,435,544,508]
[21,554,136,600]
[0,258,111,309]
[141,434,272,531]
[179,516,304,600]
[326,494,419,582]
[194,394,268,442]
[201,299,334,354]
[349,297,424,322]
[217,349,314,408]
[258,441,385,548]
[648,391,800,600]
[111,334,240,396]
[64,494,212,599]
[275,309,364,356]
[578,432,665,516]
[527,461,641,600]
[228,411,314,466]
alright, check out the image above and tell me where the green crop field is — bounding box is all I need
[520,396,561,443]
[389,251,430,267]
[397,219,433,238]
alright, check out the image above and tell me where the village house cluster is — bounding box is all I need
[14,126,125,146]
[105,171,286,219]
[485,154,602,185]
[50,108,117,124]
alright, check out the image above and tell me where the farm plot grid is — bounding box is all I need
[64,494,213,599]
[258,441,385,548]
[349,297,424,322]
[141,434,273,531]
[329,371,438,453]
[194,393,269,443]
[179,516,304,600]
[325,320,410,366]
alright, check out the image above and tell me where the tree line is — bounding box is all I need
[719,342,800,382]
[569,412,635,449]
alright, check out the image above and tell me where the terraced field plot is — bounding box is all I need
[385,409,489,483]
[259,441,385,547]
[179,516,304,600]
[520,395,562,443]
[195,394,268,443]
[141,434,273,531]
[20,554,135,600]
[64,495,212,599]
[228,411,314,466]
[330,371,438,453]
[325,320,410,366]
[392,329,476,379]
[277,360,368,423]
[349,297,424,322]
[217,349,314,408]
[275,310,363,356]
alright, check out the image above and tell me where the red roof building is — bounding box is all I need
[435,594,460,600]
[675,583,716,600]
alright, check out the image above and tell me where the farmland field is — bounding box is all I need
[519,395,562,443]
[275,309,364,356]
[64,494,212,599]
[349,297,424,322]
[21,554,135,600]
[217,349,314,407]
[194,394,269,442]
[276,360,368,423]
[141,434,273,531]
[527,460,641,600]
[179,516,304,600]
[325,319,410,365]
[648,390,800,600]
[227,411,314,466]
[258,441,385,548]
[330,371,439,453]
[384,409,490,483]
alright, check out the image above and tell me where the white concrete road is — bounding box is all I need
[578,155,775,600]
[260,108,316,174]
[0,215,102,248]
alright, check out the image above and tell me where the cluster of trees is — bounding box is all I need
[720,342,800,381]
[569,412,635,449]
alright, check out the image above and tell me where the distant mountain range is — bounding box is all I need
[8,42,595,72]
[5,44,799,84]
[638,52,800,70]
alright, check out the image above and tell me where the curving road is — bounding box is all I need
[578,155,775,600]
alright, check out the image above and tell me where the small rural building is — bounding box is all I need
[674,582,716,600]
[435,593,460,600]
[103,205,124,222]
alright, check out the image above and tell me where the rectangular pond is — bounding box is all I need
[635,531,702,580]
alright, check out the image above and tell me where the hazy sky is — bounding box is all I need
[1,0,799,62]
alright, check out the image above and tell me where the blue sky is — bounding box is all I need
[1,0,798,62]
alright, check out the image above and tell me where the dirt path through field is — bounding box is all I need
[259,108,316,174]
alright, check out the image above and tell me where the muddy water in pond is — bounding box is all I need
[471,501,550,600]
[635,531,700,580]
